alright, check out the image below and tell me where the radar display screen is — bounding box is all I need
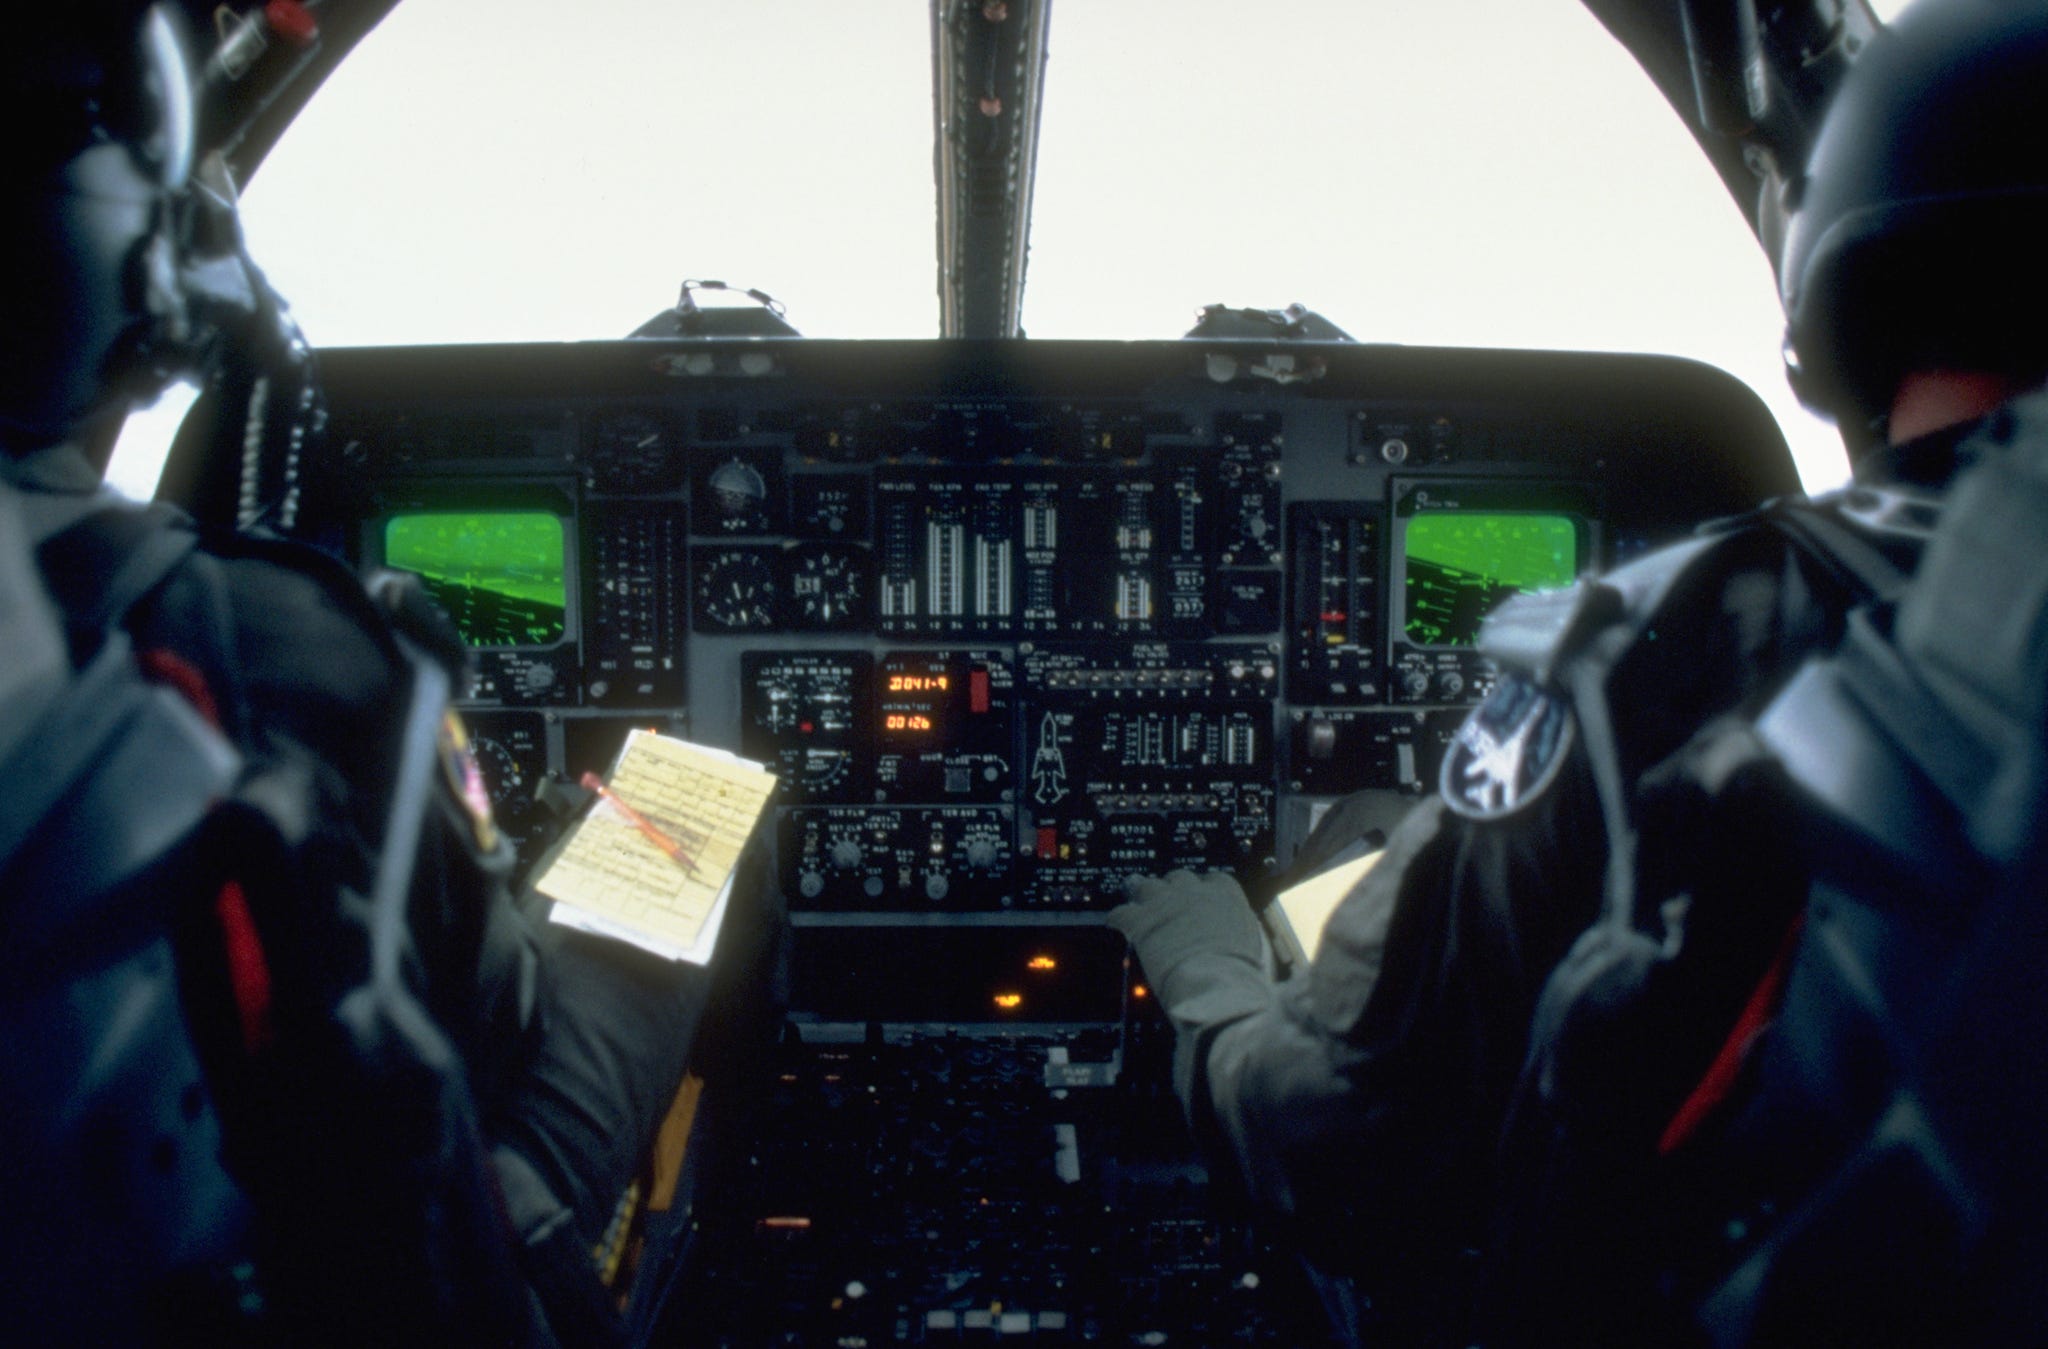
[385,511,568,648]
[1402,512,1576,647]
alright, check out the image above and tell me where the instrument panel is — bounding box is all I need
[296,337,1794,1015]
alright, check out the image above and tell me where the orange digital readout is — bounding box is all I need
[888,674,950,692]
[884,713,934,732]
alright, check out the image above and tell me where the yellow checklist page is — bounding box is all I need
[535,730,777,963]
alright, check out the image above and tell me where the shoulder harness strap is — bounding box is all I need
[1482,496,1917,931]
[1760,423,2046,880]
[0,490,235,906]
[1480,529,1744,929]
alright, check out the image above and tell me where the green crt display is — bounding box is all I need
[1403,512,1577,647]
[385,511,567,648]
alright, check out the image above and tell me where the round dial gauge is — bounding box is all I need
[470,734,533,818]
[695,549,778,630]
[588,409,675,491]
[708,457,768,517]
[795,747,855,796]
[785,545,871,629]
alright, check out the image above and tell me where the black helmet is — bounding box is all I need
[1778,0,2048,430]
[0,2,196,453]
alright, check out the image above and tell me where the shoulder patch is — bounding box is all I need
[1440,674,1576,820]
[439,711,500,851]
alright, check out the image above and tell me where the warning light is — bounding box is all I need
[1027,955,1058,972]
[1133,984,1150,1000]
[993,992,1024,1011]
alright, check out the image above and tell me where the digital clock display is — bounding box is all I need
[879,657,960,741]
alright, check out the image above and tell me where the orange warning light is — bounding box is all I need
[1027,955,1058,972]
[1133,984,1150,1000]
[993,992,1024,1011]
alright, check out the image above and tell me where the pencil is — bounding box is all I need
[580,772,695,872]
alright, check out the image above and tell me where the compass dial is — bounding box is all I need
[694,548,779,630]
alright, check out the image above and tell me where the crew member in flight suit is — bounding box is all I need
[0,5,775,1343]
[1109,1,2048,1341]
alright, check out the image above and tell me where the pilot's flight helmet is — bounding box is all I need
[1,2,197,453]
[1777,0,2048,430]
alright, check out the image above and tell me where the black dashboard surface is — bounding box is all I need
[290,336,1795,1343]
[302,337,1791,980]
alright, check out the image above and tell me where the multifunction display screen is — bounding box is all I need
[1401,511,1578,647]
[384,511,568,648]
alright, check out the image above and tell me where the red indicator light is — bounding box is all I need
[1036,826,1058,859]
[970,669,991,713]
[265,0,319,46]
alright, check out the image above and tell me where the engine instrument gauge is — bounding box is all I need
[694,547,779,630]
[784,544,872,630]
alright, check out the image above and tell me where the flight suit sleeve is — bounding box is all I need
[1108,868,1273,1110]
[1112,751,1606,1273]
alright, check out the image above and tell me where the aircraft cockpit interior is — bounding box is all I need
[97,0,1901,1343]
[225,337,1791,1342]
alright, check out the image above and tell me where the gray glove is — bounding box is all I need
[1107,869,1266,1009]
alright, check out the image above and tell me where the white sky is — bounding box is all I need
[231,0,1855,493]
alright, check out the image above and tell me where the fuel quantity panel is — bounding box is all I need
[301,338,1799,903]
